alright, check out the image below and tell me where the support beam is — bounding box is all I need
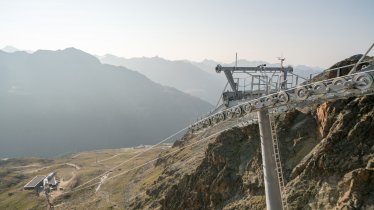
[223,70,238,92]
[216,65,293,73]
[257,109,283,210]
[349,43,374,74]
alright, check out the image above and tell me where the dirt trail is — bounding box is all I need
[26,163,65,174]
[51,162,81,199]
[50,171,77,200]
[10,163,41,169]
[97,154,119,163]
[65,163,81,170]
[48,163,80,200]
[95,173,110,192]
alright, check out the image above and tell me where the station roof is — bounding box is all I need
[24,175,46,188]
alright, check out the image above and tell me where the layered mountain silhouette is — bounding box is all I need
[1,45,32,54]
[100,55,322,105]
[0,48,212,157]
[99,55,226,105]
[1,46,20,53]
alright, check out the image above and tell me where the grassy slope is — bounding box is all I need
[0,146,170,209]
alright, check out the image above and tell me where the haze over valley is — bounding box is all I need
[0,46,327,158]
[0,48,213,157]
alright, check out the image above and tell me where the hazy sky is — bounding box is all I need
[1,0,373,67]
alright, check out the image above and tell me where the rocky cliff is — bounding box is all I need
[286,95,374,209]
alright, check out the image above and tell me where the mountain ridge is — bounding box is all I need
[99,54,226,105]
[100,54,323,105]
[0,48,212,158]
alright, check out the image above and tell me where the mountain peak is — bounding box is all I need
[60,47,84,53]
[201,59,219,66]
[1,45,20,53]
[34,47,100,65]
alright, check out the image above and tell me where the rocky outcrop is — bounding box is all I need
[129,124,265,210]
[316,102,330,137]
[285,95,374,209]
[160,125,264,210]
[309,54,372,83]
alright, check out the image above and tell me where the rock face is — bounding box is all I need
[161,125,265,210]
[286,95,374,209]
[129,124,266,210]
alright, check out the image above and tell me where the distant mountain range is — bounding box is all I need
[100,55,323,104]
[1,46,20,53]
[3,46,323,105]
[99,55,226,105]
[0,48,212,157]
[0,45,324,157]
[1,46,33,54]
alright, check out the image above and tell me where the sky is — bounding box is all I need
[0,0,373,68]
